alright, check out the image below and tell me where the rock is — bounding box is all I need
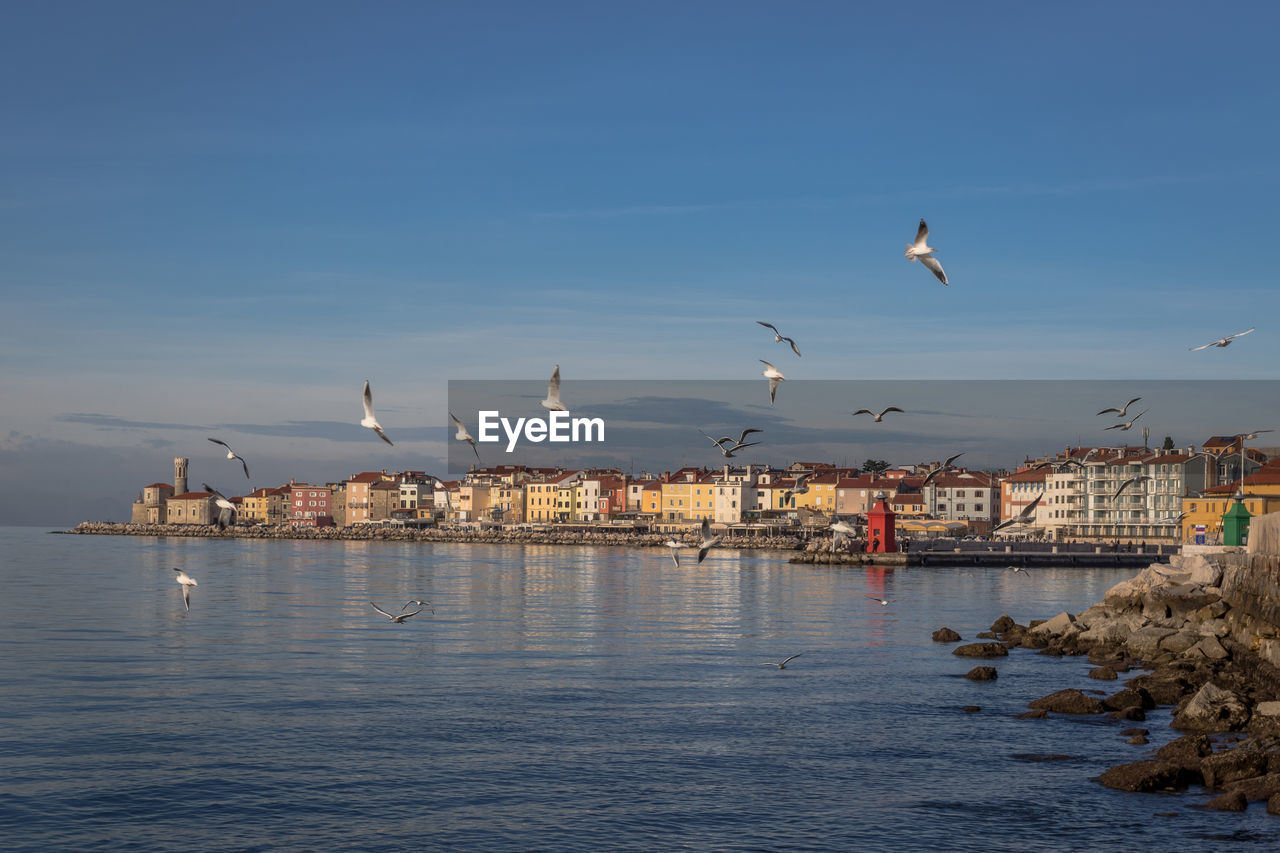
[1172,682,1251,732]
[1201,745,1270,789]
[1154,733,1212,768]
[952,642,1009,658]
[976,631,997,639]
[1205,791,1248,811]
[1109,706,1147,721]
[1269,793,1280,815]
[1103,687,1156,711]
[1031,611,1078,637]
[1120,728,1150,737]
[1079,619,1135,646]
[1225,773,1280,802]
[1185,635,1230,662]
[932,627,962,643]
[1158,630,1202,656]
[1255,701,1280,717]
[1126,672,1193,706]
[963,705,981,713]
[1127,735,1149,745]
[1017,709,1049,719]
[1128,626,1179,658]
[1028,689,1106,715]
[1180,553,1224,587]
[1097,760,1196,792]
[1089,666,1118,681]
[964,666,998,681]
[991,614,1016,633]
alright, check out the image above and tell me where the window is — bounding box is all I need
[975,504,983,512]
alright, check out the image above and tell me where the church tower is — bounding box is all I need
[174,457,189,496]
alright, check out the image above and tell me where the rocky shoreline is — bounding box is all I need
[63,521,808,552]
[939,548,1280,814]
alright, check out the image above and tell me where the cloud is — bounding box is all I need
[54,413,211,431]
[220,420,449,443]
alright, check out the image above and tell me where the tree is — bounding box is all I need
[1162,436,1175,451]
[862,459,891,474]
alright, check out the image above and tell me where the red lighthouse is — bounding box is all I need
[865,491,898,553]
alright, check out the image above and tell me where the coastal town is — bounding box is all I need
[128,432,1280,546]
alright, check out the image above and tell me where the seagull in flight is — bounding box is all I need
[865,595,889,606]
[1097,397,1142,417]
[756,321,802,357]
[763,653,803,670]
[852,407,905,423]
[922,453,965,486]
[173,569,198,611]
[705,427,763,448]
[904,218,948,285]
[402,599,434,614]
[783,472,810,504]
[1103,409,1147,431]
[663,538,682,567]
[207,438,250,479]
[993,491,1044,533]
[370,602,425,623]
[449,412,481,461]
[540,365,568,412]
[361,380,394,445]
[760,360,785,406]
[1238,429,1275,441]
[1156,511,1190,524]
[696,517,721,564]
[699,427,762,457]
[1190,328,1254,351]
[719,441,760,458]
[830,519,857,536]
[202,483,236,530]
[1006,565,1032,575]
[1113,475,1151,500]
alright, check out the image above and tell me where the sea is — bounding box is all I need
[0,526,1275,851]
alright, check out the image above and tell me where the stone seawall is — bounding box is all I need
[65,522,807,552]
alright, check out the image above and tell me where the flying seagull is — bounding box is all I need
[719,441,760,458]
[361,380,394,445]
[540,365,568,412]
[921,453,965,486]
[830,520,857,536]
[783,472,810,504]
[402,599,434,614]
[852,407,905,423]
[663,538,682,567]
[1239,429,1275,441]
[706,427,763,447]
[760,360,785,406]
[1103,409,1147,431]
[904,218,948,285]
[173,568,197,612]
[696,517,721,564]
[449,412,481,461]
[993,491,1044,533]
[370,602,424,623]
[865,595,889,606]
[1006,565,1031,575]
[763,653,803,670]
[1097,397,1142,417]
[1156,511,1190,525]
[202,483,236,531]
[756,321,802,357]
[207,438,250,479]
[1113,475,1151,500]
[699,428,763,457]
[1190,328,1254,351]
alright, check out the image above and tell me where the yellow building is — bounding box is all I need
[640,482,663,516]
[1181,472,1280,542]
[660,473,716,521]
[791,474,839,514]
[240,486,290,525]
[490,484,525,523]
[457,484,494,522]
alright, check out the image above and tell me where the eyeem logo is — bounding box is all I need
[477,411,605,452]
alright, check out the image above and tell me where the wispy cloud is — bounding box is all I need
[55,413,212,431]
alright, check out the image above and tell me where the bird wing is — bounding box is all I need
[760,360,777,373]
[1023,491,1045,515]
[1096,407,1121,415]
[944,452,964,468]
[697,544,713,564]
[852,409,874,417]
[1124,397,1142,409]
[397,609,423,621]
[738,428,763,443]
[182,585,190,611]
[670,550,680,567]
[363,380,376,419]
[374,426,394,446]
[1129,410,1147,425]
[922,468,940,486]
[920,255,948,285]
[779,653,802,667]
[783,336,802,357]
[547,365,561,403]
[768,376,781,405]
[1189,341,1216,351]
[914,219,929,248]
[370,602,396,619]
[700,517,711,540]
[993,519,1012,532]
[208,437,231,450]
[202,483,227,502]
[882,407,905,416]
[449,412,471,440]
[238,456,250,479]
[1102,422,1125,431]
[699,428,726,446]
[756,320,780,335]
[1230,328,1255,340]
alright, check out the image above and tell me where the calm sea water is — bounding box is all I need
[1,527,1275,851]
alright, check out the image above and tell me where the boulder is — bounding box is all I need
[1179,553,1223,587]
[1172,682,1251,732]
[991,614,1016,633]
[1155,733,1213,768]
[1128,626,1178,658]
[1031,611,1078,637]
[1089,666,1118,681]
[1126,672,1193,706]
[1127,735,1150,745]
[1225,773,1280,802]
[1158,630,1201,656]
[1269,793,1280,815]
[964,666,998,681]
[1079,618,1135,646]
[1017,709,1049,719]
[932,627,962,643]
[1120,727,1150,737]
[1201,745,1270,789]
[1254,701,1280,718]
[1109,706,1147,721]
[952,642,1008,658]
[976,631,998,639]
[1103,687,1156,711]
[1204,791,1248,811]
[1185,635,1230,662]
[1097,760,1196,792]
[1028,689,1106,715]
[963,705,981,713]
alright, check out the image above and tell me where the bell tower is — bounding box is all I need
[174,457,189,496]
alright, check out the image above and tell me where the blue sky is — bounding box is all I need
[2,2,1277,523]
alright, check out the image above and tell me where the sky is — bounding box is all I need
[2,2,1278,524]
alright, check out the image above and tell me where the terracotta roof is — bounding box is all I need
[348,472,386,484]
[170,491,211,500]
[1004,469,1048,483]
[144,483,175,490]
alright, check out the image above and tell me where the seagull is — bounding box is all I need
[202,483,236,530]
[763,653,803,670]
[993,491,1044,533]
[402,599,434,614]
[922,453,965,486]
[1097,397,1142,417]
[540,365,568,412]
[1190,328,1254,351]
[756,321,802,357]
[1239,429,1275,441]
[1156,511,1190,524]
[904,218,948,285]
[696,517,721,564]
[207,438,250,479]
[719,441,760,459]
[1113,475,1152,500]
[783,472,810,503]
[865,595,889,606]
[360,380,394,445]
[1006,565,1032,575]
[707,427,763,447]
[370,602,424,623]
[760,360,785,406]
[1103,410,1147,431]
[852,407,905,423]
[830,520,858,536]
[173,568,197,612]
[449,412,481,461]
[663,538,682,567]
